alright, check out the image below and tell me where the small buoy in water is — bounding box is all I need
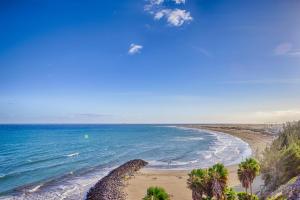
[84,134,89,139]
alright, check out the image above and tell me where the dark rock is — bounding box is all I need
[86,159,148,200]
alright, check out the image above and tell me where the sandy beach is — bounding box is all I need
[124,124,275,200]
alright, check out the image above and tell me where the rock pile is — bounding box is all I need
[86,159,148,200]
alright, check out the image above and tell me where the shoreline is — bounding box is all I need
[124,124,275,200]
[0,124,275,200]
[182,124,275,157]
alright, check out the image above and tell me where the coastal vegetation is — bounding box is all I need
[126,122,300,200]
[237,158,260,194]
[143,187,170,200]
[260,121,300,197]
[187,162,259,200]
[225,189,259,200]
[187,163,228,200]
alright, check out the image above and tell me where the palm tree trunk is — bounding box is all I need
[250,183,253,195]
[192,190,202,200]
[245,187,248,193]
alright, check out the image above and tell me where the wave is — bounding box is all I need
[145,126,252,170]
[28,184,43,193]
[172,136,204,142]
[66,152,79,157]
[0,158,93,183]
[0,165,115,200]
[11,154,76,172]
[171,126,252,166]
[147,159,200,169]
[0,174,5,179]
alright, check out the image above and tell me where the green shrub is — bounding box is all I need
[261,121,300,192]
[225,187,238,200]
[237,192,259,200]
[143,186,170,200]
[266,194,286,200]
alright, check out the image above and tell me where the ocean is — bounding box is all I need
[0,124,251,199]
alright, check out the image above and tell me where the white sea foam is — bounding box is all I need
[0,167,113,200]
[28,184,43,193]
[173,126,252,166]
[66,152,79,157]
[207,129,252,165]
[172,136,204,142]
[148,159,199,168]
[202,152,213,159]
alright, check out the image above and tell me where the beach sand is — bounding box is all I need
[124,124,275,200]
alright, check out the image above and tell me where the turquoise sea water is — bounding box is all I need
[0,125,251,199]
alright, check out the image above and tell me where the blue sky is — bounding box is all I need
[0,0,300,123]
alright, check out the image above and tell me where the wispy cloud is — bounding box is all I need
[74,113,111,118]
[193,47,212,57]
[128,44,143,55]
[145,0,192,27]
[154,9,192,27]
[144,0,164,12]
[220,109,300,124]
[173,0,186,4]
[274,42,300,57]
[223,79,300,85]
[252,110,300,123]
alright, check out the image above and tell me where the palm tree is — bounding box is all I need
[237,158,260,194]
[246,158,260,195]
[208,163,228,200]
[187,163,228,200]
[187,169,210,200]
[237,165,250,193]
[143,186,170,200]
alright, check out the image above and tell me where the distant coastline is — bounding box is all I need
[181,124,275,155]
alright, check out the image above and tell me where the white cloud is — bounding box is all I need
[288,51,300,56]
[173,0,185,4]
[145,0,185,10]
[167,9,192,26]
[128,44,143,55]
[154,9,193,26]
[145,0,192,27]
[203,109,300,124]
[224,79,300,85]
[274,42,292,55]
[144,0,164,11]
[274,42,300,56]
[151,0,164,5]
[252,110,300,123]
[154,10,168,20]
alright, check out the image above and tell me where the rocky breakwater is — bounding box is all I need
[86,159,148,200]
